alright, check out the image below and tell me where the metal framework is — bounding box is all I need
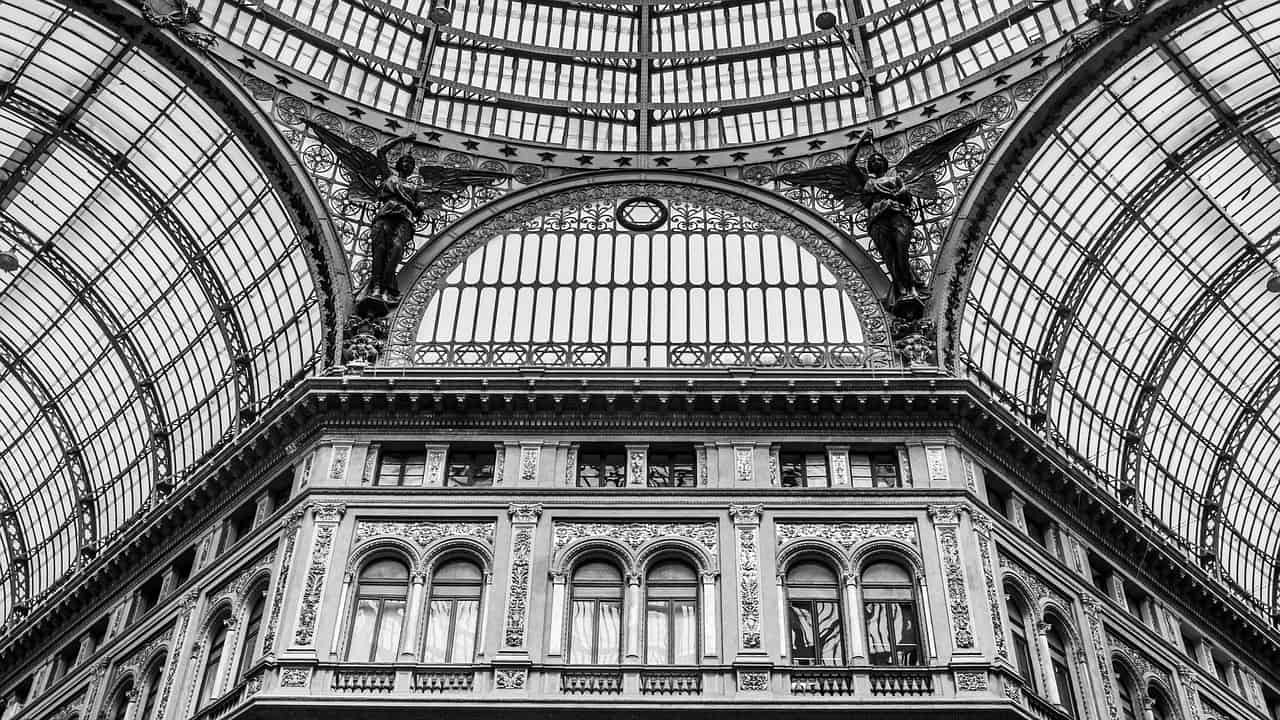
[960,0,1280,613]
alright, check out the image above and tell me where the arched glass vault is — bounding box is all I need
[956,0,1280,614]
[0,0,334,626]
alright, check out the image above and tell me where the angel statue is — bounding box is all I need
[777,118,984,319]
[306,121,512,318]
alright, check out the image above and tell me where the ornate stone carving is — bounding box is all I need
[424,447,447,486]
[159,592,198,717]
[553,521,718,557]
[112,630,172,688]
[971,513,1007,661]
[734,446,753,483]
[767,447,779,486]
[354,521,496,551]
[733,518,763,650]
[892,316,937,367]
[294,506,345,645]
[263,509,305,649]
[201,550,277,629]
[955,670,987,691]
[300,450,315,487]
[627,447,647,486]
[279,666,311,688]
[697,445,709,487]
[828,450,849,486]
[925,445,949,482]
[1082,595,1118,720]
[737,670,770,691]
[897,447,913,487]
[519,445,540,484]
[1005,681,1023,701]
[494,667,527,689]
[341,315,388,368]
[999,555,1071,611]
[493,444,506,485]
[929,505,974,649]
[962,453,977,491]
[564,444,578,485]
[729,504,763,524]
[775,521,917,552]
[329,444,351,481]
[503,504,541,648]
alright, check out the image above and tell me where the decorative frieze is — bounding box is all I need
[929,504,974,650]
[734,445,753,483]
[564,444,578,486]
[553,521,718,558]
[293,503,346,646]
[730,504,763,650]
[775,521,917,553]
[502,504,542,649]
[925,445,949,483]
[354,520,496,553]
[519,444,541,484]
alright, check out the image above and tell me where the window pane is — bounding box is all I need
[450,600,479,663]
[373,600,405,662]
[815,601,844,664]
[673,600,698,664]
[569,600,595,664]
[349,599,379,661]
[864,601,919,666]
[597,601,622,664]
[646,601,670,664]
[788,602,817,663]
[423,600,451,663]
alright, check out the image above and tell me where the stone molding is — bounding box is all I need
[551,521,719,572]
[352,520,497,571]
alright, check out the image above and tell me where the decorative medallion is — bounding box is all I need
[615,196,669,232]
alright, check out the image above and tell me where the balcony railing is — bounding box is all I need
[412,667,476,692]
[867,668,933,696]
[1023,690,1073,720]
[560,669,624,694]
[331,668,395,692]
[789,668,854,695]
[190,678,250,720]
[639,670,702,695]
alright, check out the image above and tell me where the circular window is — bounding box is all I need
[615,196,669,231]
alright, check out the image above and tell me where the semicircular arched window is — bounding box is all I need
[401,190,887,370]
[346,557,410,662]
[422,559,484,664]
[861,560,922,666]
[785,559,844,666]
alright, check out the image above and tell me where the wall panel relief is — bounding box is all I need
[502,504,542,649]
[971,513,1008,661]
[293,503,346,646]
[263,509,305,650]
[552,521,719,564]
[1082,595,1118,720]
[929,504,975,650]
[354,520,496,560]
[730,504,764,651]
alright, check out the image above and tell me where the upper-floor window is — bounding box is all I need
[849,451,901,488]
[1046,617,1078,717]
[780,450,829,487]
[140,654,166,720]
[785,559,843,664]
[568,560,624,664]
[347,557,410,662]
[423,559,484,663]
[221,501,257,552]
[1114,661,1141,720]
[577,444,626,487]
[445,447,496,487]
[109,680,133,720]
[236,582,268,681]
[1024,507,1056,554]
[862,560,922,666]
[1179,626,1199,661]
[648,446,696,487]
[377,451,426,486]
[197,609,231,707]
[644,560,698,664]
[1122,580,1148,622]
[1006,587,1038,691]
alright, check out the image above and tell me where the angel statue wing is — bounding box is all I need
[773,155,864,205]
[416,164,512,196]
[896,118,985,199]
[304,120,415,203]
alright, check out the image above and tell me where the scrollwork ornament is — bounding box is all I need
[279,666,311,688]
[737,670,770,691]
[735,524,763,649]
[931,511,974,649]
[955,670,987,691]
[494,668,527,689]
[775,521,917,552]
[503,526,535,648]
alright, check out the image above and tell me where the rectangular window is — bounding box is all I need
[1025,509,1055,553]
[1122,581,1147,622]
[445,447,496,487]
[569,599,622,663]
[648,446,696,487]
[377,451,426,486]
[577,445,627,487]
[220,501,257,552]
[850,451,902,487]
[780,450,828,487]
[1180,628,1199,660]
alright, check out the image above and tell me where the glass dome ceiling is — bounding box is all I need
[0,0,326,626]
[199,0,1092,152]
[960,0,1280,613]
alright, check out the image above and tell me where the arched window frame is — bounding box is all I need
[108,678,135,720]
[1147,681,1179,720]
[858,555,924,667]
[1004,583,1040,692]
[235,579,270,682]
[344,553,413,663]
[421,554,487,664]
[195,607,233,707]
[565,556,627,665]
[782,554,846,666]
[642,555,700,666]
[138,653,167,720]
[1042,611,1082,716]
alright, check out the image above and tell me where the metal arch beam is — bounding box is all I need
[0,214,175,492]
[0,86,260,425]
[0,334,97,571]
[0,458,32,619]
[1022,88,1280,431]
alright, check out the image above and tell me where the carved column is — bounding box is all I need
[1174,664,1202,720]
[329,571,354,656]
[929,504,976,654]
[972,512,1009,662]
[1082,594,1119,720]
[401,572,428,657]
[477,571,493,657]
[701,572,718,657]
[263,509,305,653]
[626,444,649,487]
[159,592,197,719]
[547,572,568,656]
[501,503,543,652]
[494,443,508,485]
[844,573,866,660]
[624,572,643,659]
[1034,621,1061,705]
[729,504,765,657]
[293,503,346,648]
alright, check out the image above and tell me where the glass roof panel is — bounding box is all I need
[962,0,1280,612]
[0,0,326,624]
[197,0,1090,152]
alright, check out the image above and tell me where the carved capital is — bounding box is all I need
[508,503,543,524]
[928,503,967,524]
[311,502,346,523]
[729,504,763,524]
